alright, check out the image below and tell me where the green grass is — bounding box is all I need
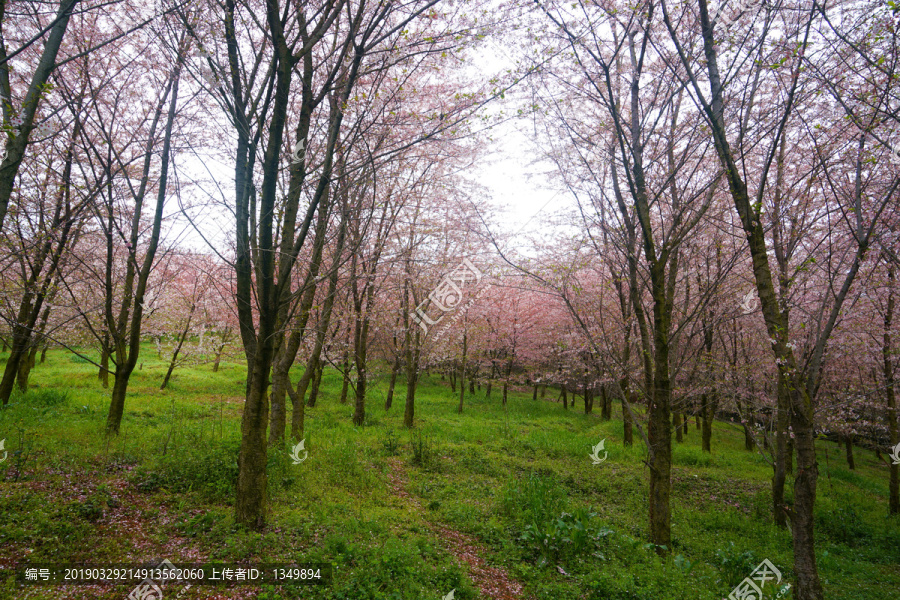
[0,345,898,599]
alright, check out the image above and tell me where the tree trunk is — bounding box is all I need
[161,314,194,391]
[457,332,467,414]
[385,356,400,410]
[352,310,371,426]
[584,387,593,414]
[674,412,683,443]
[623,393,633,446]
[485,380,492,400]
[600,386,611,420]
[106,364,135,433]
[236,350,270,530]
[310,362,323,404]
[701,393,715,453]
[790,396,824,600]
[339,366,350,404]
[561,385,567,410]
[773,377,789,527]
[844,435,855,470]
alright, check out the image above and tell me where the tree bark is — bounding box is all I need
[844,435,855,470]
[457,332,467,414]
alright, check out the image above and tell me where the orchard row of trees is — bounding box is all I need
[1,1,899,599]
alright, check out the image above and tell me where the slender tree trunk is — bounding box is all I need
[385,356,400,410]
[485,380,492,400]
[844,435,855,470]
[600,386,611,420]
[674,412,683,443]
[161,311,194,391]
[352,308,372,426]
[584,387,593,414]
[701,395,713,453]
[457,332,467,414]
[561,385,567,410]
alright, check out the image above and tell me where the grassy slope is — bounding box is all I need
[0,345,897,600]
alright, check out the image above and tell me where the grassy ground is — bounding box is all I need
[0,345,897,600]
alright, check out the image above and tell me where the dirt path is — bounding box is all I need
[385,458,526,600]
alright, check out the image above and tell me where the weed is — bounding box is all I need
[409,430,433,467]
[381,428,401,456]
[714,541,759,588]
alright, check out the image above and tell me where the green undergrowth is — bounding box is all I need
[0,345,897,599]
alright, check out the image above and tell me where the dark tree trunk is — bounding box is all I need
[701,392,716,453]
[584,387,593,414]
[623,393,633,446]
[674,412,683,443]
[485,380,491,400]
[385,356,400,410]
[308,363,324,409]
[561,385,567,410]
[844,435,855,470]
[457,332,467,414]
[339,364,351,404]
[600,386,611,420]
[106,364,135,433]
